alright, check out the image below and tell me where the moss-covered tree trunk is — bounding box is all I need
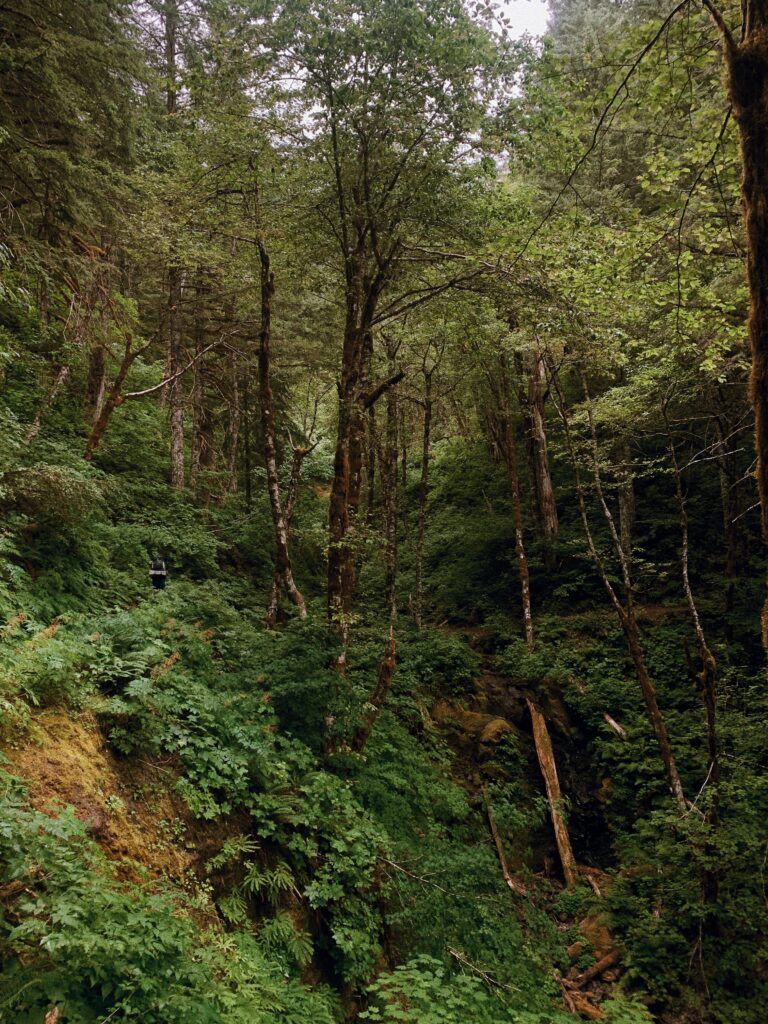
[706,2,768,642]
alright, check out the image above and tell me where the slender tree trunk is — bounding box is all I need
[399,406,407,490]
[516,350,558,568]
[713,409,740,644]
[501,408,534,649]
[257,239,306,621]
[529,350,559,542]
[617,442,635,561]
[327,257,369,642]
[482,783,527,896]
[168,265,185,489]
[226,348,241,494]
[24,365,71,444]
[190,277,203,488]
[267,444,312,626]
[366,404,377,521]
[244,370,253,510]
[164,0,178,117]
[663,406,719,797]
[414,370,433,629]
[86,261,111,424]
[383,341,399,621]
[164,0,184,489]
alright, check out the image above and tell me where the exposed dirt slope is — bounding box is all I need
[4,708,217,882]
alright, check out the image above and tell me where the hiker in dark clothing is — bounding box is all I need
[149,554,167,590]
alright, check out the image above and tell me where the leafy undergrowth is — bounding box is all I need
[0,578,657,1024]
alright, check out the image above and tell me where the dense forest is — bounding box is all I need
[1,0,767,1021]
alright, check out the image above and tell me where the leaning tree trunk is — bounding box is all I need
[257,239,306,620]
[267,444,312,627]
[527,697,578,889]
[550,369,689,815]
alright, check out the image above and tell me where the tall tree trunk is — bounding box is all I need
[327,253,370,643]
[168,265,185,489]
[163,0,184,488]
[498,396,534,649]
[383,339,399,622]
[366,404,377,521]
[190,271,215,500]
[414,369,433,629]
[164,0,178,117]
[528,350,559,544]
[243,370,253,510]
[257,239,306,620]
[707,2,768,645]
[516,350,558,568]
[617,442,635,562]
[226,348,241,494]
[399,405,408,490]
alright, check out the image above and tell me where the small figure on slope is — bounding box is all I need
[149,553,167,590]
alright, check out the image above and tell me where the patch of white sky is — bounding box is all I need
[500,0,551,39]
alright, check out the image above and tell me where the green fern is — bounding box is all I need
[206,834,260,873]
[258,911,313,968]
[242,860,297,905]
